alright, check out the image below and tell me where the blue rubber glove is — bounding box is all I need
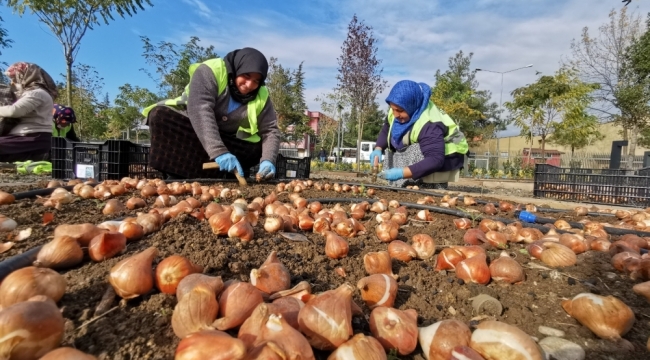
[379,168,404,181]
[214,153,244,176]
[257,160,276,180]
[369,149,383,166]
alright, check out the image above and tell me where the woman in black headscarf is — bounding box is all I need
[144,48,281,179]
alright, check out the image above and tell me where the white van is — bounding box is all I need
[359,141,376,162]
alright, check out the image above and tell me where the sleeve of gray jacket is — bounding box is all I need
[257,98,281,165]
[187,64,229,159]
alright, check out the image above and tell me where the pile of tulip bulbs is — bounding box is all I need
[0,177,648,358]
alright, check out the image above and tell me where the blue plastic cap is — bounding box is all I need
[519,211,537,223]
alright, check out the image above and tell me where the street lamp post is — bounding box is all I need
[476,64,533,167]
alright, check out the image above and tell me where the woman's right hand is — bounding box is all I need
[215,153,244,176]
[369,148,383,165]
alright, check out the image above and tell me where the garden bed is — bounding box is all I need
[0,181,648,359]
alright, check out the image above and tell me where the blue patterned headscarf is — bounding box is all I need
[386,80,431,148]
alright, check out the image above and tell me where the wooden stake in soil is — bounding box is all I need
[203,162,247,186]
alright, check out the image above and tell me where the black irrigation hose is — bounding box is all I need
[12,185,75,200]
[308,197,561,235]
[0,246,42,282]
[525,213,650,238]
[332,181,615,218]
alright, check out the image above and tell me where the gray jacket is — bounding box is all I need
[187,64,281,164]
[0,88,53,135]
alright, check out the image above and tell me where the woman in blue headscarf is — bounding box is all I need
[370,80,469,189]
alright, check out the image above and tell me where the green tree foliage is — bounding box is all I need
[0,13,12,78]
[505,69,599,159]
[104,84,158,140]
[6,0,153,106]
[140,36,218,98]
[266,58,312,144]
[547,109,604,155]
[56,63,108,140]
[432,51,500,145]
[343,101,385,145]
[622,15,650,152]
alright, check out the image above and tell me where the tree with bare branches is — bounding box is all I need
[336,15,387,165]
[6,0,153,106]
[567,7,645,167]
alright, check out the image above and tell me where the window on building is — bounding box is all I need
[500,152,508,158]
[361,144,370,151]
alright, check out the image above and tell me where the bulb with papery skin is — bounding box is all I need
[418,319,472,360]
[328,333,387,360]
[456,254,491,284]
[357,274,398,309]
[213,281,264,331]
[175,330,246,360]
[561,293,635,340]
[171,284,219,338]
[250,251,291,295]
[297,283,354,350]
[470,321,543,360]
[369,307,418,355]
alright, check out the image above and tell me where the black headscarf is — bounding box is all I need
[223,47,269,104]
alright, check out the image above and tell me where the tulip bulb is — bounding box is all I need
[250,251,291,295]
[357,274,398,309]
[484,231,507,249]
[264,215,283,233]
[0,191,15,205]
[435,248,466,271]
[376,220,399,242]
[298,283,354,350]
[209,212,233,236]
[489,251,525,284]
[249,312,314,359]
[213,281,264,330]
[450,346,485,360]
[369,307,418,355]
[108,247,158,299]
[464,228,487,245]
[118,221,144,242]
[34,235,83,269]
[0,297,65,360]
[334,219,356,238]
[412,234,436,260]
[516,228,543,243]
[364,251,396,278]
[388,240,417,262]
[313,217,331,235]
[88,232,127,261]
[103,199,125,215]
[470,321,543,360]
[39,347,97,359]
[419,319,472,360]
[175,330,246,360]
[176,273,224,300]
[325,231,349,259]
[0,267,66,308]
[53,223,103,247]
[228,218,254,242]
[528,241,577,267]
[370,201,387,213]
[328,333,386,360]
[633,281,650,302]
[171,284,219,338]
[483,203,498,215]
[155,255,203,294]
[78,185,95,199]
[561,293,635,340]
[454,218,473,229]
[456,254,491,284]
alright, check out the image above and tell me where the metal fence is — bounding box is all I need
[468,152,645,171]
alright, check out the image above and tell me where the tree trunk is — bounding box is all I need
[626,125,638,169]
[65,54,73,108]
[540,135,546,164]
[356,108,362,168]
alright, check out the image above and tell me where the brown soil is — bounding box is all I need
[0,182,648,360]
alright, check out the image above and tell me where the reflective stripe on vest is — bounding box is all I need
[387,101,469,156]
[52,123,70,138]
[141,58,268,143]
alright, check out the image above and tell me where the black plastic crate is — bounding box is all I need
[276,154,310,179]
[51,137,103,180]
[51,138,162,181]
[534,164,650,207]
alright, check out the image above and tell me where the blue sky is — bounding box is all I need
[2,0,649,136]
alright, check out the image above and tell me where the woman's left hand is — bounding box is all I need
[379,168,404,181]
[257,160,276,180]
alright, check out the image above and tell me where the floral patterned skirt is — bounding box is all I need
[383,143,449,189]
